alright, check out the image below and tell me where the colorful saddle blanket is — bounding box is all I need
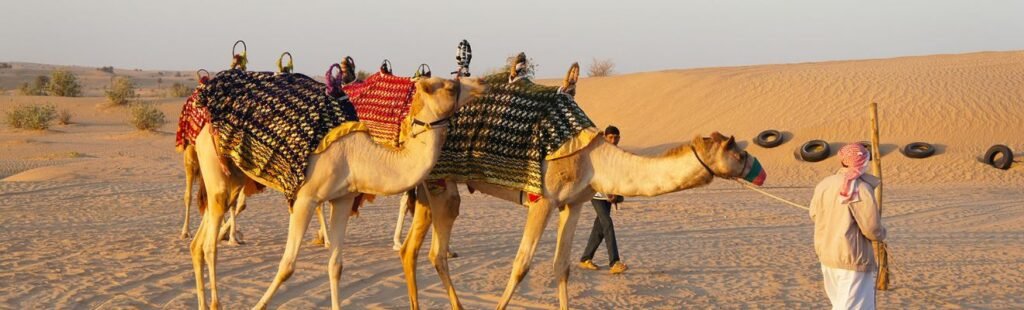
[342,72,416,148]
[174,86,209,152]
[429,73,599,194]
[193,69,361,200]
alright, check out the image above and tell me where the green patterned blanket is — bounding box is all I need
[429,73,598,193]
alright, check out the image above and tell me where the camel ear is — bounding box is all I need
[692,134,706,149]
[723,136,736,150]
[415,79,435,94]
[442,79,457,92]
[710,131,726,142]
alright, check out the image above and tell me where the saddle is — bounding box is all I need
[430,72,598,194]
[342,69,418,148]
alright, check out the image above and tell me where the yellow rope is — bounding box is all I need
[734,179,809,211]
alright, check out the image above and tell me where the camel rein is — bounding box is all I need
[734,179,810,211]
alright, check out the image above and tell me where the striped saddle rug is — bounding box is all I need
[174,85,210,152]
[429,73,599,194]
[193,69,361,200]
[342,72,417,148]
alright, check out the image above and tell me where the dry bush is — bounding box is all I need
[5,104,56,130]
[166,82,191,98]
[57,109,72,125]
[19,76,50,96]
[356,70,371,81]
[97,66,114,74]
[128,102,165,131]
[105,76,137,106]
[0,63,11,69]
[587,58,615,77]
[47,69,82,97]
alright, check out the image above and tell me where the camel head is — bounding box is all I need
[410,77,483,123]
[691,132,766,185]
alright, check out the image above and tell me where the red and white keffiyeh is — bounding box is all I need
[838,144,869,203]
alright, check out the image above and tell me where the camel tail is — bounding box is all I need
[404,189,416,215]
[196,174,208,215]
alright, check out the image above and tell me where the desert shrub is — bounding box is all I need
[18,76,50,96]
[128,102,165,131]
[587,58,615,77]
[98,66,114,74]
[484,55,539,78]
[57,109,72,125]
[356,70,371,81]
[47,69,81,97]
[105,76,137,106]
[166,82,191,98]
[5,104,57,130]
[0,63,11,69]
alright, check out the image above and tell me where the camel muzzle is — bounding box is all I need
[742,157,767,186]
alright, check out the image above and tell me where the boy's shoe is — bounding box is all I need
[578,260,599,270]
[610,261,628,274]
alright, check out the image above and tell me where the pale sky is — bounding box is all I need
[3,0,1022,78]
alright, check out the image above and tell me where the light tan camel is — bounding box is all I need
[180,142,246,245]
[189,76,482,310]
[401,133,759,310]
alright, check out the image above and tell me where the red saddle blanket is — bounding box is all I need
[342,73,416,148]
[174,88,210,152]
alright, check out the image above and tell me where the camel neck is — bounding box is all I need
[588,140,714,197]
[348,125,446,196]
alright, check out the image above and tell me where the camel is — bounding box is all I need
[397,61,766,309]
[189,75,483,310]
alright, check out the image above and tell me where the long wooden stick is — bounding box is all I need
[869,102,890,290]
[735,180,809,211]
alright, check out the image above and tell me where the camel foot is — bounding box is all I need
[448,251,459,258]
[392,243,402,251]
[311,237,325,247]
[226,239,245,246]
[179,232,190,240]
[252,302,267,310]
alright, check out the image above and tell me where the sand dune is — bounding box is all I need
[1,51,1022,308]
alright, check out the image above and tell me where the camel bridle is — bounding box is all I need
[691,144,752,180]
[410,78,460,137]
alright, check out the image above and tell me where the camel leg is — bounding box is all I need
[202,199,228,310]
[497,198,554,310]
[193,184,236,309]
[226,192,246,245]
[426,184,463,309]
[181,146,198,240]
[400,184,432,310]
[190,210,209,309]
[192,127,242,310]
[217,191,244,245]
[326,195,355,310]
[312,204,329,247]
[552,203,583,310]
[254,196,318,310]
[393,191,411,251]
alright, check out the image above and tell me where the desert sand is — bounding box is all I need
[1,51,1022,309]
